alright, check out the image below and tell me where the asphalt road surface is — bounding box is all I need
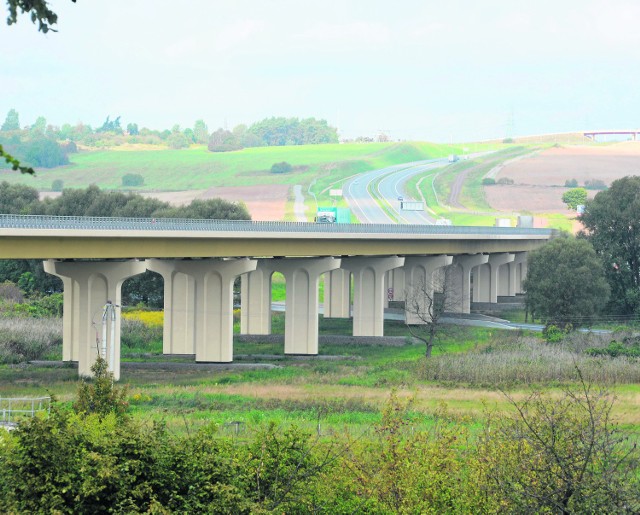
[343,158,448,224]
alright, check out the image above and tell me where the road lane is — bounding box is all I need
[344,158,448,224]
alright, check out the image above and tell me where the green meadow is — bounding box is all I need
[1,142,459,192]
[2,313,640,435]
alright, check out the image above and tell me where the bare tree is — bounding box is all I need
[404,265,459,357]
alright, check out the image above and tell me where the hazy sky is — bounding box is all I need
[1,0,639,142]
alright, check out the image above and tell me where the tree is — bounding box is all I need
[30,115,46,135]
[166,130,190,149]
[565,178,578,187]
[0,145,34,175]
[1,108,19,131]
[96,115,123,134]
[208,128,241,152]
[523,237,609,327]
[0,181,40,213]
[562,187,587,210]
[21,136,69,167]
[193,119,209,144]
[73,357,128,419]
[580,175,640,315]
[122,173,144,187]
[404,265,459,357]
[270,161,292,174]
[126,122,139,135]
[5,0,76,33]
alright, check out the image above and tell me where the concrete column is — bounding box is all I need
[323,268,351,318]
[486,253,515,303]
[502,252,527,296]
[46,274,80,362]
[516,256,528,294]
[171,259,257,362]
[388,267,406,302]
[471,254,514,303]
[450,254,489,313]
[43,259,147,380]
[240,264,273,334]
[342,256,405,336]
[271,257,341,355]
[404,255,453,324]
[473,264,490,302]
[146,260,196,354]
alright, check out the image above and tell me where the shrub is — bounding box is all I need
[51,179,63,192]
[120,317,162,350]
[584,178,607,190]
[482,177,496,185]
[503,137,515,143]
[561,187,587,210]
[0,281,24,303]
[479,377,640,513]
[208,143,242,152]
[121,173,144,187]
[497,177,514,185]
[270,161,293,174]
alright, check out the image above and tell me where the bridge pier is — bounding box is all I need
[323,268,351,318]
[146,260,196,355]
[449,254,489,313]
[43,259,147,380]
[168,259,257,363]
[499,252,527,296]
[473,253,515,303]
[403,255,453,324]
[240,263,274,335]
[386,267,406,302]
[342,256,405,336]
[270,257,341,355]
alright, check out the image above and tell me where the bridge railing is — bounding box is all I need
[0,214,554,236]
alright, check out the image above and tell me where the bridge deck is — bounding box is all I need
[0,215,554,259]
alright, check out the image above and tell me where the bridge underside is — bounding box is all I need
[0,216,550,380]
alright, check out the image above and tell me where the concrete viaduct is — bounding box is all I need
[0,215,554,380]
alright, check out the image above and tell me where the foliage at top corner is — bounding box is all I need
[5,0,76,33]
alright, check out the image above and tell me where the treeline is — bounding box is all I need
[0,182,250,303]
[0,108,339,167]
[0,111,74,168]
[1,367,638,513]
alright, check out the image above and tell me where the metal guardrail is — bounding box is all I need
[0,214,554,236]
[0,396,51,428]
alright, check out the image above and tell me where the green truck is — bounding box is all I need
[315,207,351,223]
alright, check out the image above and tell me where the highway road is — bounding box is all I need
[343,158,449,224]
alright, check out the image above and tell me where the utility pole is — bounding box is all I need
[101,301,117,372]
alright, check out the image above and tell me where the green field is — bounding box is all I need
[2,315,640,433]
[0,138,583,228]
[1,142,459,193]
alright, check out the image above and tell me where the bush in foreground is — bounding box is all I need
[1,371,637,513]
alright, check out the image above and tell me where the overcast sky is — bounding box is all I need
[1,0,639,142]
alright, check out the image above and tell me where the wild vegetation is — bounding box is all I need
[1,275,640,512]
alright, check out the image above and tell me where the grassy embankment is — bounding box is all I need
[1,312,640,435]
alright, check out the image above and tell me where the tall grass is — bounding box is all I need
[419,333,640,386]
[0,318,62,363]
